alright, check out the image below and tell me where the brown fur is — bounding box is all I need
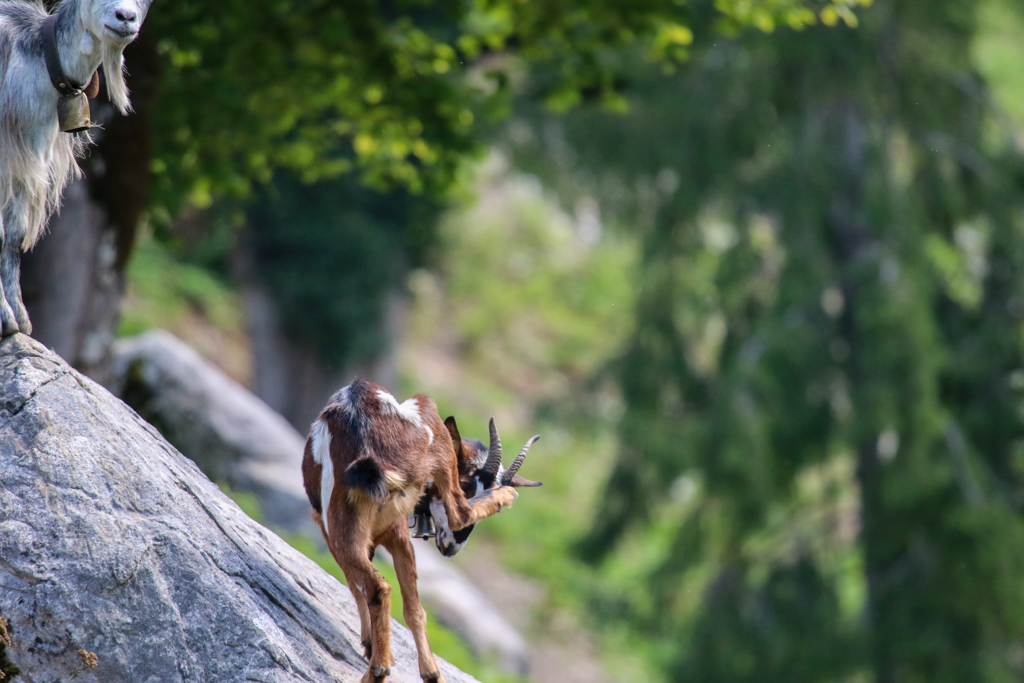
[302,379,518,683]
[84,69,99,99]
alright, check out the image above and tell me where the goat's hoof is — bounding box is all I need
[362,639,372,660]
[421,671,442,682]
[0,303,18,337]
[14,312,30,336]
[10,299,30,335]
[370,665,391,682]
[497,485,518,508]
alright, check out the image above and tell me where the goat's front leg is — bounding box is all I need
[448,482,519,532]
[0,214,21,336]
[434,461,519,531]
[351,562,393,683]
[464,485,519,526]
[381,524,444,683]
[1,239,29,335]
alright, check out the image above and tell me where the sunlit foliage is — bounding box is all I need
[143,0,870,219]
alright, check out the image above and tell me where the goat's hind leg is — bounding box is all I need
[382,524,444,683]
[348,572,373,660]
[330,532,395,680]
[344,558,394,683]
[0,215,21,337]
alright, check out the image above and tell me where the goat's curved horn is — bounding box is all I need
[482,417,503,480]
[501,435,540,486]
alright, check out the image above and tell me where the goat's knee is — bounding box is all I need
[366,580,392,615]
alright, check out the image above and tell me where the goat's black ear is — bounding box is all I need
[444,416,460,442]
[444,416,467,469]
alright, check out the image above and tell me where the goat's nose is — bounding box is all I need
[115,8,138,22]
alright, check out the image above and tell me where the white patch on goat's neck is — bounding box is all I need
[311,418,334,538]
[376,390,434,445]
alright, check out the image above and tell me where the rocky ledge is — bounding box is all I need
[0,334,477,683]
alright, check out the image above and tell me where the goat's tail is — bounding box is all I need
[345,458,405,505]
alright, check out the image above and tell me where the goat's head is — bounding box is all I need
[448,416,542,496]
[77,0,153,113]
[425,416,540,556]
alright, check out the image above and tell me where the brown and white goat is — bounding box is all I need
[301,378,540,683]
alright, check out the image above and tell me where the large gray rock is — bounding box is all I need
[0,333,478,683]
[112,329,311,534]
[111,330,529,674]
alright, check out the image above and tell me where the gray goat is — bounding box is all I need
[0,0,151,336]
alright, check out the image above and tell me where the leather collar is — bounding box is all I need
[41,15,86,96]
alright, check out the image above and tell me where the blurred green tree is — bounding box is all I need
[148,0,872,212]
[245,172,439,367]
[504,0,1024,680]
[25,0,867,378]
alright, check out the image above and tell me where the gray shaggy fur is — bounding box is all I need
[0,0,151,335]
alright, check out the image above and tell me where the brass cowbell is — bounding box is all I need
[409,513,436,540]
[57,91,91,133]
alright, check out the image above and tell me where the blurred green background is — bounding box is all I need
[30,0,1024,680]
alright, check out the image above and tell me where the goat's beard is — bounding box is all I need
[101,42,131,114]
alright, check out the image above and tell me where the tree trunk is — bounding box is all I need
[236,235,403,431]
[21,27,159,386]
[828,102,894,683]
